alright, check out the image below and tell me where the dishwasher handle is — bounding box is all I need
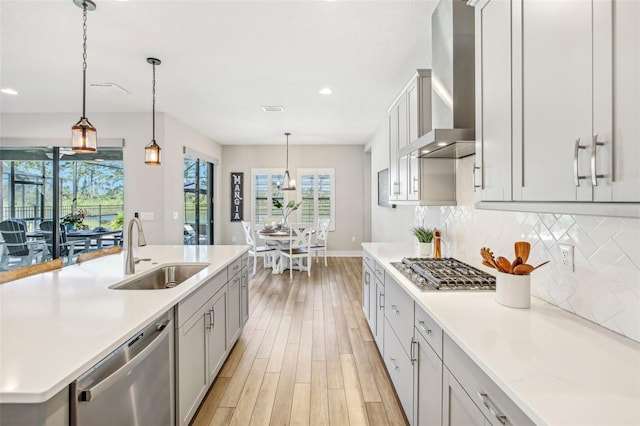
[78,320,171,402]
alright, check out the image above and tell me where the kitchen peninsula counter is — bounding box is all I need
[363,242,640,426]
[0,245,248,404]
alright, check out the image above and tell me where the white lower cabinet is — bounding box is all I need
[176,254,249,426]
[443,368,489,426]
[364,259,533,426]
[413,323,443,425]
[383,319,414,421]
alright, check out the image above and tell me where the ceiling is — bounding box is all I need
[0,0,436,146]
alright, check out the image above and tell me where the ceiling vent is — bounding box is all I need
[262,106,284,112]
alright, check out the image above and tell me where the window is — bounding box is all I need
[251,169,284,223]
[297,168,335,231]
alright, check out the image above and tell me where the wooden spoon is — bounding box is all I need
[480,247,500,271]
[532,260,550,271]
[496,256,512,274]
[482,260,496,269]
[510,256,523,273]
[514,241,530,264]
[513,264,534,275]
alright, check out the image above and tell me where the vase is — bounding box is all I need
[495,272,531,309]
[65,224,75,231]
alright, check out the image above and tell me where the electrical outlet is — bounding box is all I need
[351,236,356,243]
[139,212,155,221]
[172,212,179,220]
[559,244,574,272]
[231,236,237,243]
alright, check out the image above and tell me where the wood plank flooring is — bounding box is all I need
[191,257,408,426]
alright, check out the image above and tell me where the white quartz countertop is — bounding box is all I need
[362,243,640,426]
[0,245,248,404]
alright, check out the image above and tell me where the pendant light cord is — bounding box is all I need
[152,62,156,141]
[81,4,88,118]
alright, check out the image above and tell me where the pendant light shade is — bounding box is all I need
[71,0,97,153]
[145,57,162,165]
[278,132,296,191]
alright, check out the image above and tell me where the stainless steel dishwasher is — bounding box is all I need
[72,311,174,426]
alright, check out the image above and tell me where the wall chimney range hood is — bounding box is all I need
[403,0,475,159]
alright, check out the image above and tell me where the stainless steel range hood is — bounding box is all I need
[404,0,475,159]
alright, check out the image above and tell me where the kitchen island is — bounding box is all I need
[0,245,249,424]
[363,242,640,426]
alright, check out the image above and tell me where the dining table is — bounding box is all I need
[257,228,314,274]
[66,229,123,250]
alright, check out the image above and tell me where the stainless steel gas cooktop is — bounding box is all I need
[391,257,496,291]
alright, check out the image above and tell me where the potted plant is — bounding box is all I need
[272,199,302,230]
[61,209,89,230]
[411,226,434,256]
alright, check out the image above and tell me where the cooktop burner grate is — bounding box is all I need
[391,257,496,291]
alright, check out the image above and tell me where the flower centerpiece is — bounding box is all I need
[272,199,302,230]
[61,209,89,230]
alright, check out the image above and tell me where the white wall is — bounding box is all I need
[1,112,222,245]
[220,144,365,254]
[367,119,416,242]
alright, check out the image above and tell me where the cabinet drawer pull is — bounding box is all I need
[391,304,399,315]
[574,138,587,187]
[478,392,507,425]
[473,162,481,192]
[591,133,606,186]
[418,320,431,334]
[413,176,419,193]
[379,292,384,310]
[410,338,417,365]
[364,271,370,286]
[389,357,399,371]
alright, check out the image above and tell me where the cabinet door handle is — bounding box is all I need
[412,176,419,193]
[418,320,431,334]
[392,181,401,194]
[364,271,370,286]
[473,162,481,192]
[391,304,399,315]
[205,312,212,330]
[379,292,384,310]
[389,357,399,371]
[591,133,606,186]
[574,138,588,187]
[478,392,507,425]
[210,307,215,329]
[410,338,417,365]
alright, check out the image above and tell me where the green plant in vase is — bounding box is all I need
[411,226,435,256]
[61,209,90,230]
[272,199,302,230]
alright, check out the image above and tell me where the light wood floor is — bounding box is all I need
[191,257,408,426]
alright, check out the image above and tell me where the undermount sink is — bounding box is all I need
[111,263,209,290]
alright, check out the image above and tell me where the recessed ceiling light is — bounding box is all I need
[1,88,19,95]
[437,142,448,147]
[262,106,284,112]
[319,88,332,95]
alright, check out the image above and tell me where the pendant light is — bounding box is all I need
[278,132,296,191]
[144,58,162,165]
[71,0,97,153]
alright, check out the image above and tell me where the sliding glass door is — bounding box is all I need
[184,157,213,245]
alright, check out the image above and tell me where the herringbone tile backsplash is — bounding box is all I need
[416,205,640,342]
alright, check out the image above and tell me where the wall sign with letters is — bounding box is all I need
[231,172,243,221]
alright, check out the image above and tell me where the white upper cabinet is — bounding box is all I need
[474,0,639,210]
[474,0,512,202]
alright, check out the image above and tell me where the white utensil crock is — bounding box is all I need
[495,271,531,309]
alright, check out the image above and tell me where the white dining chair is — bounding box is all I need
[279,223,313,280]
[310,218,330,266]
[241,221,277,276]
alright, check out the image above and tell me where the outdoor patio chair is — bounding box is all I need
[0,219,46,270]
[39,221,86,265]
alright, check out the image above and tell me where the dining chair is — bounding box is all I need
[310,218,330,266]
[76,246,123,264]
[39,221,86,265]
[0,219,45,270]
[241,221,277,276]
[0,258,64,285]
[279,223,313,280]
